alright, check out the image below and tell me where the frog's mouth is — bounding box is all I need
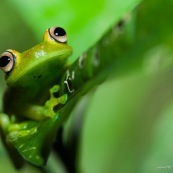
[6,45,72,88]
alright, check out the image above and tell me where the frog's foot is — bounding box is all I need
[7,125,37,143]
[44,85,67,118]
[0,113,37,139]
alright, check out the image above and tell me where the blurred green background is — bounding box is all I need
[1,0,173,173]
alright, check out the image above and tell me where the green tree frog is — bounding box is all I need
[0,26,72,167]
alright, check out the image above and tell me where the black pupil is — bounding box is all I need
[0,56,10,67]
[54,27,66,36]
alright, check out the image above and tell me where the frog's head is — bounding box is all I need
[0,26,72,88]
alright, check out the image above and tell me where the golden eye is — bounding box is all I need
[0,51,15,73]
[48,26,67,43]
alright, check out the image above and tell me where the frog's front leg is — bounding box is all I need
[0,85,67,138]
[44,85,67,118]
[20,85,67,120]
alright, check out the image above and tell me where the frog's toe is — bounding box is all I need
[0,113,10,133]
[50,85,60,93]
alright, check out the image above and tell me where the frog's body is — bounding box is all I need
[4,40,71,120]
[1,27,72,120]
[0,27,72,166]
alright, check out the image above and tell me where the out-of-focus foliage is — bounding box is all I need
[77,1,173,173]
[0,0,173,173]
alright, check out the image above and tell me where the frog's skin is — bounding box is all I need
[0,27,72,160]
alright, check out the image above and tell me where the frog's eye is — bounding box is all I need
[0,51,15,73]
[48,27,67,43]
